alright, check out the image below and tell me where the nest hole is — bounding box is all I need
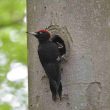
[51,35,66,56]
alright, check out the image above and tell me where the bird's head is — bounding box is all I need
[27,30,50,42]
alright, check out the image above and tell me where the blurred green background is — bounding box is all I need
[0,0,27,110]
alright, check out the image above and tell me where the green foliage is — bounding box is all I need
[8,80,24,89]
[0,0,27,110]
[0,103,12,110]
[0,0,25,28]
[0,0,27,80]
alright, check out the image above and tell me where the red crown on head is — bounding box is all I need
[36,29,50,37]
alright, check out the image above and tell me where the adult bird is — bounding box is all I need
[27,30,62,101]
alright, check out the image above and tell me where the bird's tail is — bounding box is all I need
[58,81,62,100]
[49,80,62,101]
[49,80,58,101]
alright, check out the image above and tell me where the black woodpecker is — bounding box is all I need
[27,30,62,101]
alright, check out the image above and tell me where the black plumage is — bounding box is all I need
[27,30,62,101]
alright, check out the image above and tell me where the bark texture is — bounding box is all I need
[27,0,110,110]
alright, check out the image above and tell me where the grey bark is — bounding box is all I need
[27,0,110,110]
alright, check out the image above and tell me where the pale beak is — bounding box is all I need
[26,32,37,36]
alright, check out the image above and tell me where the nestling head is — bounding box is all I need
[27,30,50,42]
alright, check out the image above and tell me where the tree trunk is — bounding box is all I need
[27,0,110,110]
